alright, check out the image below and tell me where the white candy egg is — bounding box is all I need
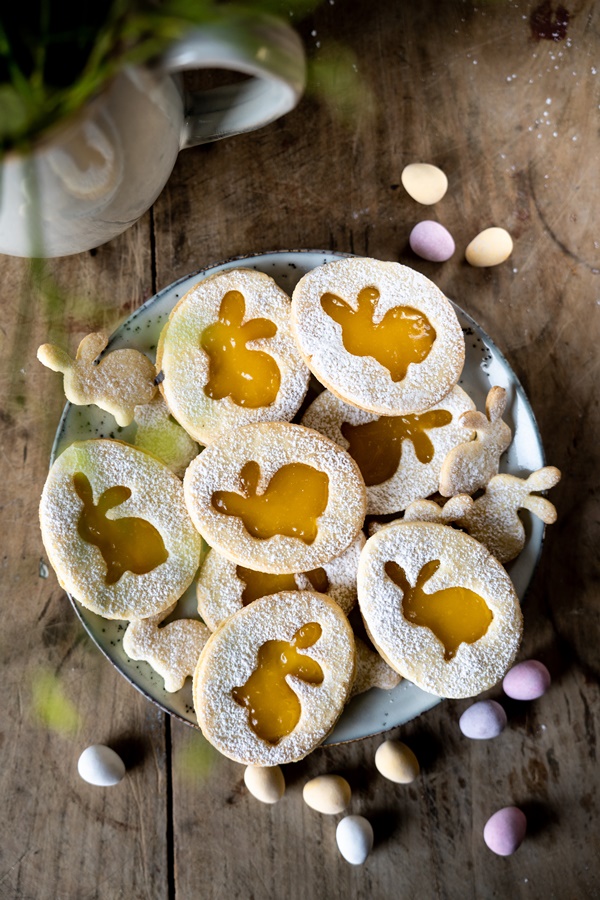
[244,765,285,804]
[303,774,351,814]
[336,815,374,865]
[77,744,126,787]
[459,700,507,739]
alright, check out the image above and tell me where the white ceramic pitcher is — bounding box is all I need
[0,14,305,257]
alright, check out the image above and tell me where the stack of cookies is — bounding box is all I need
[39,257,560,766]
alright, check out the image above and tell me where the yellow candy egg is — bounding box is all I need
[465,227,513,267]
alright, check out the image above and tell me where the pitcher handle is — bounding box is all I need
[158,12,306,148]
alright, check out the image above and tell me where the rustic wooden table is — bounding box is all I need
[2,1,599,897]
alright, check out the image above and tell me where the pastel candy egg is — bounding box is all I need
[336,815,374,865]
[409,221,455,262]
[483,807,527,856]
[401,163,448,205]
[459,700,507,740]
[465,227,513,267]
[244,765,285,804]
[374,740,420,783]
[503,660,551,700]
[303,774,351,814]
[78,744,126,787]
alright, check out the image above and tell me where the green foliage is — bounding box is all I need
[0,0,318,153]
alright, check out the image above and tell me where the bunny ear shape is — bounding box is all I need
[77,332,109,362]
[218,290,246,327]
[320,291,354,321]
[238,460,261,497]
[459,409,489,432]
[443,494,474,520]
[98,484,132,513]
[525,465,562,492]
[37,343,73,374]
[521,494,558,524]
[293,622,323,650]
[485,386,507,423]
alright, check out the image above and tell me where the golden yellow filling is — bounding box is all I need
[73,472,168,585]
[385,559,492,660]
[237,566,330,605]
[231,623,323,744]
[341,410,452,486]
[201,290,280,408]
[212,461,329,544]
[321,286,436,382]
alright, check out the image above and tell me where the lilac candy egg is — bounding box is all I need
[483,806,527,856]
[503,660,551,701]
[409,220,455,262]
[459,700,507,740]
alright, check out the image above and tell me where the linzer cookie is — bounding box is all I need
[40,439,202,619]
[358,522,522,698]
[291,257,465,415]
[197,532,365,630]
[301,386,475,514]
[193,591,356,764]
[156,268,310,444]
[183,422,367,574]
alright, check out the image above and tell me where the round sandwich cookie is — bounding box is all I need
[40,439,202,619]
[193,591,356,765]
[197,532,365,631]
[357,522,523,698]
[157,268,310,444]
[301,385,475,515]
[183,422,367,574]
[291,257,465,416]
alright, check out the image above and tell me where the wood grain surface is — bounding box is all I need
[1,1,599,898]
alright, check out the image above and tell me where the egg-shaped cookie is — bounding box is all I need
[193,591,356,764]
[184,422,367,574]
[39,439,202,619]
[357,523,522,698]
[291,257,465,415]
[157,268,310,444]
[197,532,365,630]
[301,386,475,515]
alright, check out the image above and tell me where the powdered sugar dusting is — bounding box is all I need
[193,591,356,764]
[358,523,523,698]
[39,439,202,619]
[184,422,367,573]
[158,269,310,444]
[291,258,465,414]
[301,386,475,514]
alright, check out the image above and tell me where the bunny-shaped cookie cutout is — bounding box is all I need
[38,332,156,427]
[201,290,281,408]
[73,472,168,584]
[232,622,324,745]
[385,559,493,660]
[439,386,512,496]
[321,286,436,382]
[457,466,561,562]
[133,395,199,478]
[123,606,210,692]
[402,494,474,525]
[212,460,329,544]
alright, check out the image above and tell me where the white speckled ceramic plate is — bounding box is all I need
[51,250,545,743]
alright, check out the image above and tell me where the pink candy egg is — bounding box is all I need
[483,806,527,856]
[459,700,507,740]
[503,660,551,700]
[409,220,455,262]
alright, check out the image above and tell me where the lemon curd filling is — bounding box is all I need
[341,410,452,486]
[237,566,330,605]
[320,286,436,382]
[212,460,329,544]
[385,559,493,660]
[231,623,323,744]
[73,472,168,585]
[200,290,281,408]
